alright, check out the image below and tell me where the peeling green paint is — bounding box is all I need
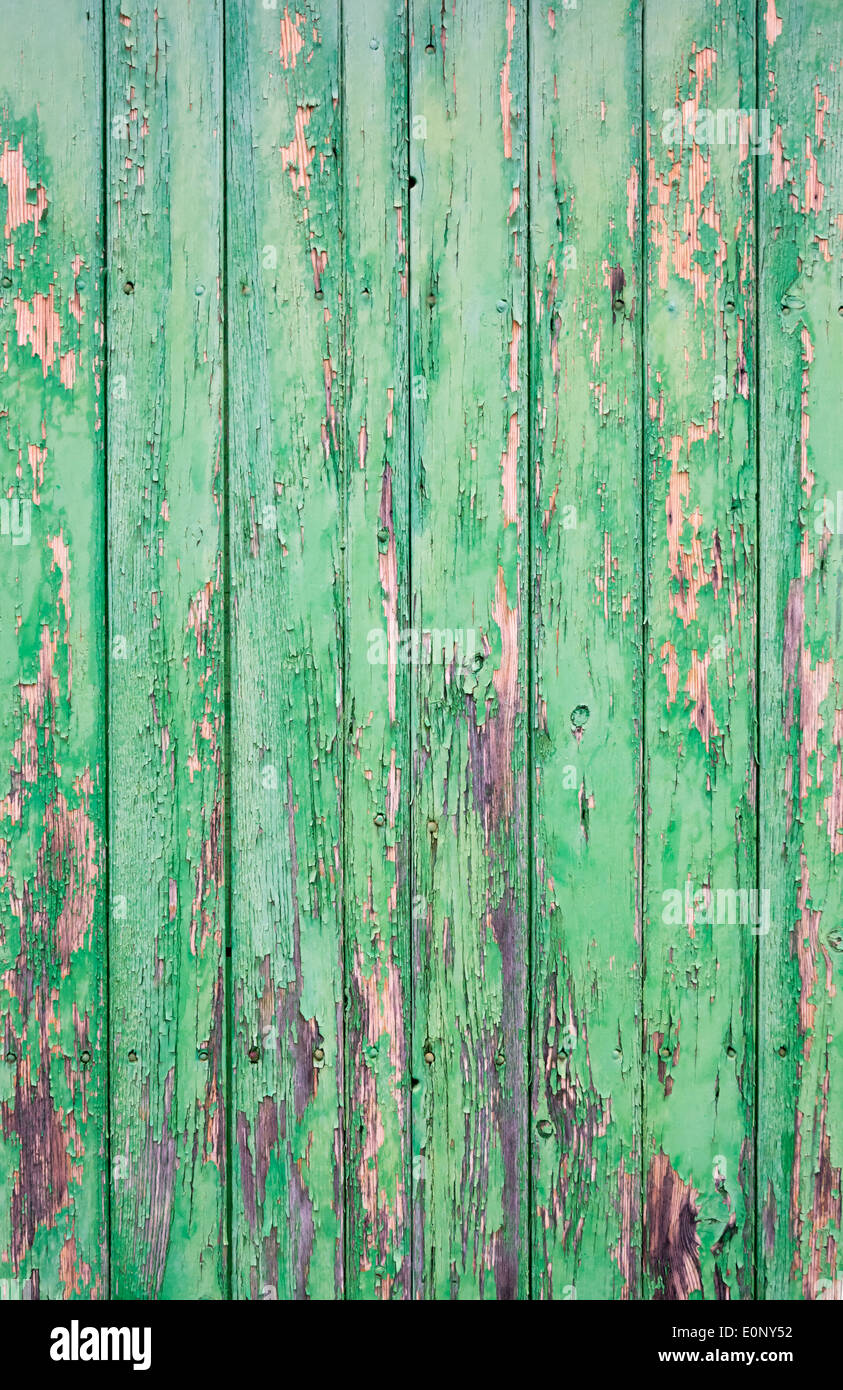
[759,0,843,1300]
[227,0,345,1300]
[530,0,644,1302]
[409,0,529,1300]
[643,0,757,1300]
[106,0,226,1300]
[0,0,840,1304]
[343,0,411,1301]
[0,1,107,1300]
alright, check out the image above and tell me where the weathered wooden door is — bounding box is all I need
[0,0,840,1301]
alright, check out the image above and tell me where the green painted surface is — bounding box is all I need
[0,0,106,1301]
[0,0,841,1302]
[227,0,345,1300]
[409,0,529,1299]
[643,0,757,1299]
[530,0,643,1302]
[342,0,411,1300]
[758,0,843,1300]
[107,0,226,1299]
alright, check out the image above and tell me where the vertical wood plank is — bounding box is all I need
[343,0,411,1300]
[529,0,644,1301]
[759,0,843,1300]
[643,0,758,1298]
[107,0,226,1298]
[409,0,529,1299]
[0,0,106,1300]
[227,0,344,1299]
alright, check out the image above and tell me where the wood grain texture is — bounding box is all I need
[342,0,411,1300]
[227,0,345,1300]
[409,0,529,1300]
[758,0,843,1300]
[2,0,842,1305]
[530,0,644,1302]
[643,0,757,1300]
[0,0,107,1301]
[107,0,226,1299]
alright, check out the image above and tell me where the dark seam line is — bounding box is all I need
[762,0,767,1301]
[639,0,648,1302]
[407,0,416,1304]
[222,0,234,1304]
[102,0,112,1301]
[338,0,350,1301]
[525,0,533,1305]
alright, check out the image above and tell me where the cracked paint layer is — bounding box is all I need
[0,5,106,1299]
[643,0,757,1300]
[530,0,643,1301]
[409,0,529,1299]
[759,0,843,1301]
[3,0,839,1307]
[228,0,344,1300]
[343,0,411,1300]
[106,0,226,1299]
